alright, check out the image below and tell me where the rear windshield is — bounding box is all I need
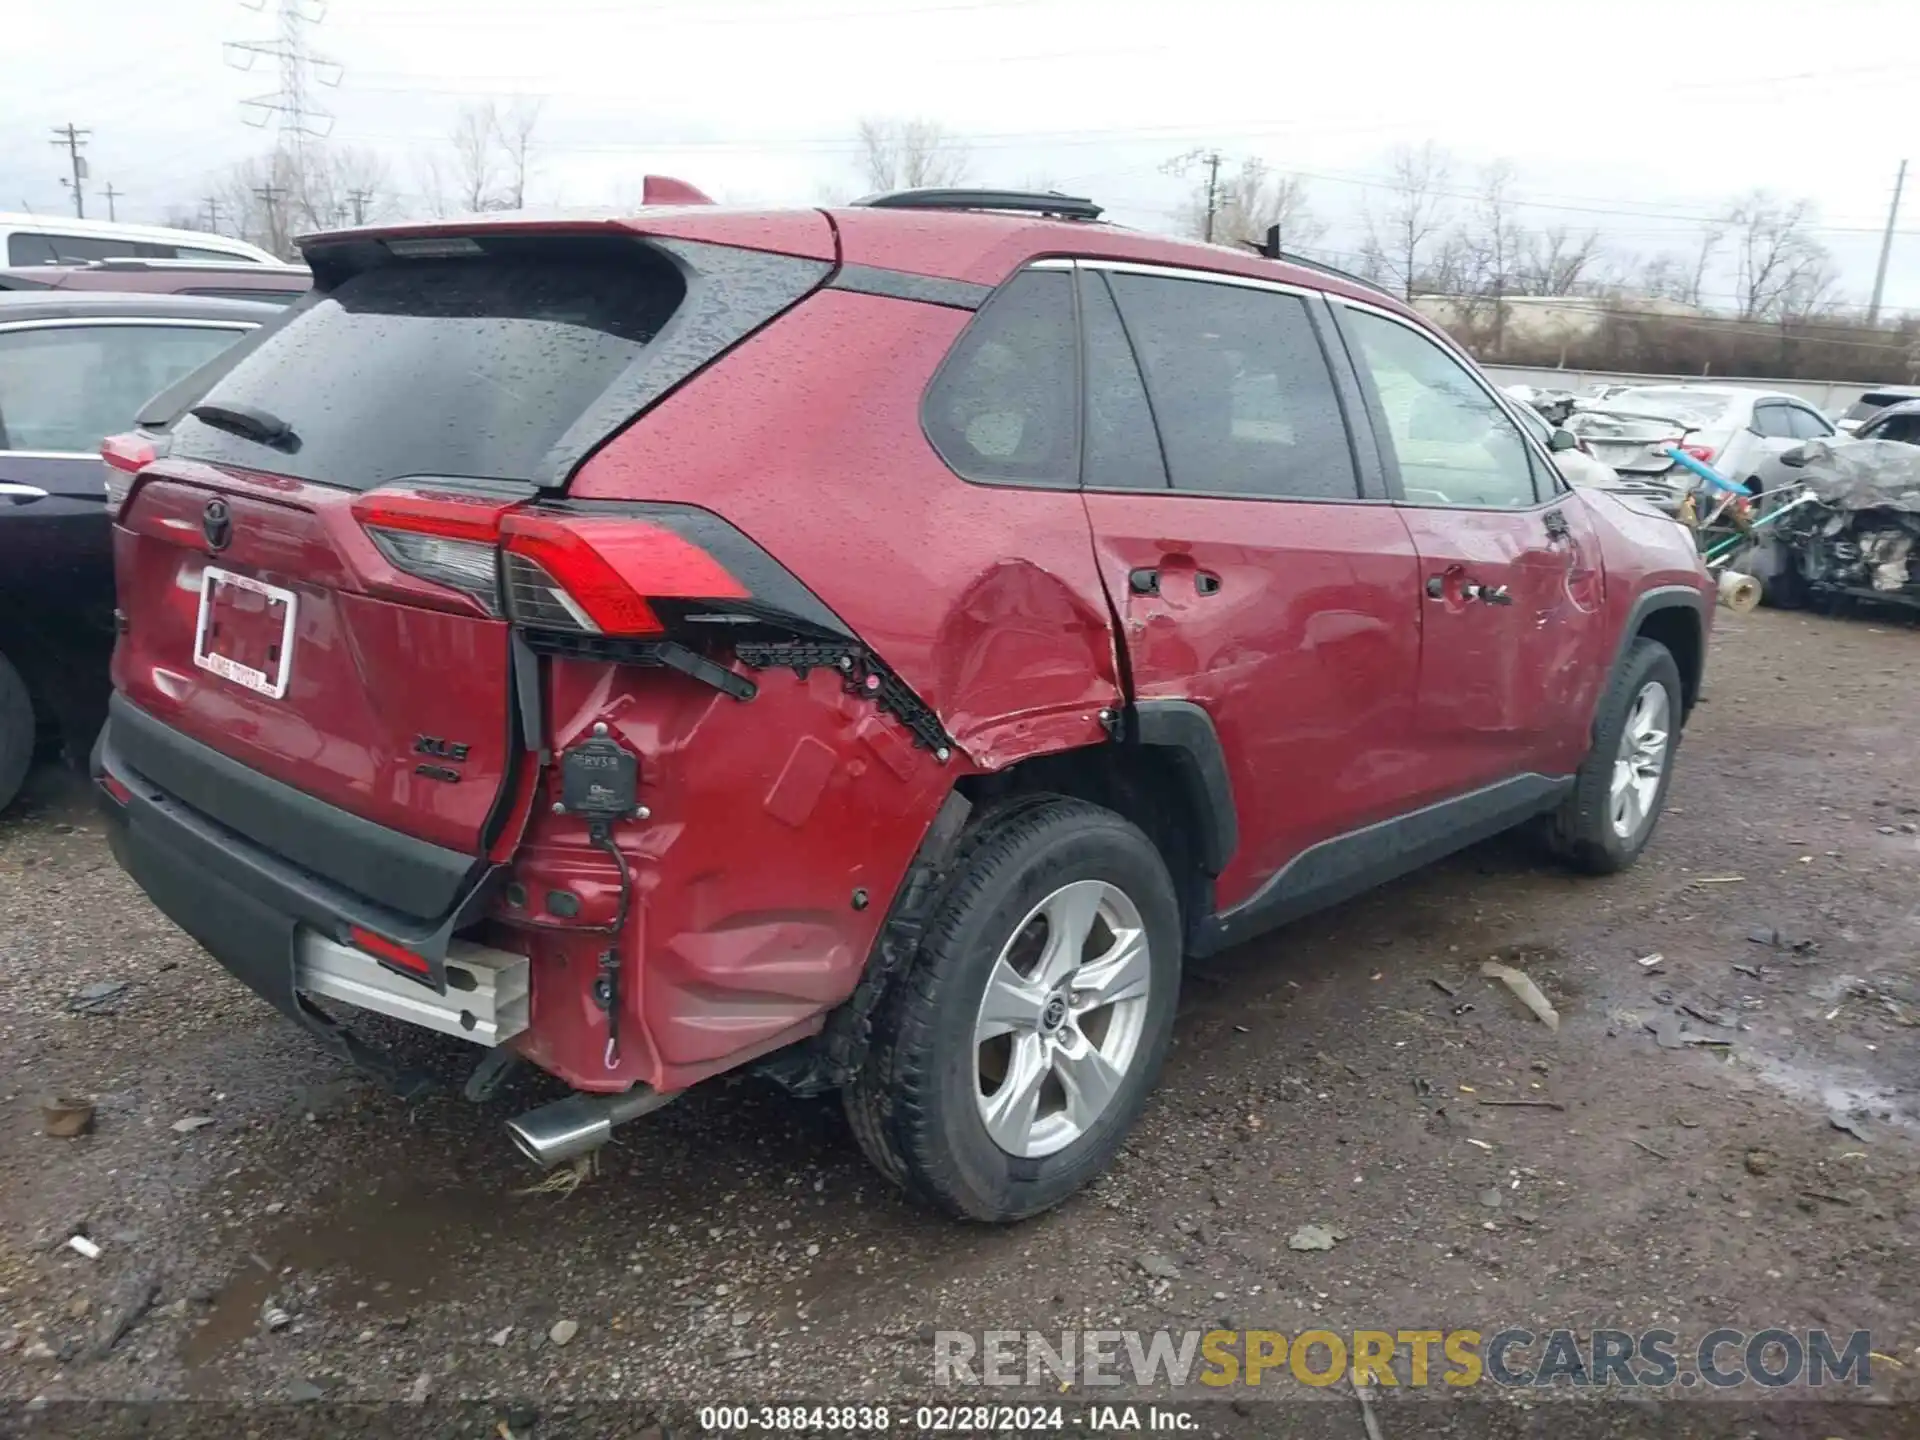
[170,234,827,490]
[1844,391,1919,421]
[1604,388,1733,425]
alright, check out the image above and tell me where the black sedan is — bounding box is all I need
[0,290,278,809]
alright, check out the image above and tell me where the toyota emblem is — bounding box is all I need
[202,498,232,552]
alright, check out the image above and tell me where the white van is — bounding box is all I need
[0,214,278,268]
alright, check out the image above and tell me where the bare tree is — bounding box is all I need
[203,142,396,259]
[855,117,970,193]
[1361,142,1452,302]
[1515,225,1606,296]
[1177,157,1324,252]
[1723,192,1838,320]
[1449,161,1526,350]
[422,100,543,215]
[449,104,501,213]
[496,101,542,209]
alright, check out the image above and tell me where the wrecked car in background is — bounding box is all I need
[1563,385,1836,512]
[1741,439,1920,611]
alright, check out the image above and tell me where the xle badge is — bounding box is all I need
[413,733,470,783]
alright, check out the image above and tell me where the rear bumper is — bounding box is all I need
[94,700,505,1089]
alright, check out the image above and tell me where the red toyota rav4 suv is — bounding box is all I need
[95,187,1712,1221]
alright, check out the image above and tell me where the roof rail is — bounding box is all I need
[854,188,1103,221]
[1246,224,1394,301]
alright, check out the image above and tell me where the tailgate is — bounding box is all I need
[113,467,516,856]
[106,221,832,901]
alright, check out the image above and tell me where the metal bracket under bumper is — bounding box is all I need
[296,931,530,1046]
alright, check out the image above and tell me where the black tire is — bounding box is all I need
[844,797,1181,1221]
[1550,638,1683,875]
[0,653,34,814]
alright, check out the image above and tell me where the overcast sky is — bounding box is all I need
[7,0,1920,311]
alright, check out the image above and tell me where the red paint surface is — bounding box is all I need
[1084,493,1426,909]
[114,465,514,853]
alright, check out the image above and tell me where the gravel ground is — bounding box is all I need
[2,605,1917,1436]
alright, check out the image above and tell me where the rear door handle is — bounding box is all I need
[0,482,49,505]
[1128,567,1160,595]
[1463,582,1512,606]
[1194,570,1221,596]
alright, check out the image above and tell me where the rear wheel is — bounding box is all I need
[0,654,34,813]
[1549,638,1683,875]
[844,798,1180,1221]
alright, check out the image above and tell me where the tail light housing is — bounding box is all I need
[101,432,157,517]
[499,512,747,636]
[1678,443,1718,465]
[351,487,517,614]
[349,487,750,637]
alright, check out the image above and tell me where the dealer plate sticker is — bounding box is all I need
[192,566,297,699]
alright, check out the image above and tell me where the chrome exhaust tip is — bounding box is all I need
[506,1086,675,1169]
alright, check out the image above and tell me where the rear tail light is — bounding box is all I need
[349,487,750,637]
[1679,443,1718,465]
[350,488,517,614]
[101,432,157,517]
[499,512,747,636]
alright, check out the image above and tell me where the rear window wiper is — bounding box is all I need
[189,402,301,453]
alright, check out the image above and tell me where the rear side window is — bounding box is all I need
[924,269,1079,488]
[1080,273,1167,490]
[0,323,250,454]
[1106,273,1359,500]
[1785,405,1831,440]
[171,234,827,490]
[1751,403,1793,439]
[7,234,144,265]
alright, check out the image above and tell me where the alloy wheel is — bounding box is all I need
[1610,680,1671,840]
[972,879,1152,1158]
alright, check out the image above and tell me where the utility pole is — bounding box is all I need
[1199,149,1223,243]
[202,195,226,234]
[1868,158,1907,326]
[1162,147,1227,244]
[102,183,122,221]
[49,124,90,218]
[346,186,373,225]
[254,183,288,256]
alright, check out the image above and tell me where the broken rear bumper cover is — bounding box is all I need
[91,699,516,1092]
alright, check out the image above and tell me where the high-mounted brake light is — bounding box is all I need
[100,432,156,517]
[499,512,748,637]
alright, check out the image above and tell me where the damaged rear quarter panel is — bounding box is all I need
[532,289,1120,1090]
[570,287,1122,767]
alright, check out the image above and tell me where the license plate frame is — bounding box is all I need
[192,566,297,699]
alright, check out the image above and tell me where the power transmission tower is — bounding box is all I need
[49,124,90,218]
[1163,148,1226,243]
[1868,158,1907,326]
[102,183,122,221]
[346,186,373,225]
[225,0,342,151]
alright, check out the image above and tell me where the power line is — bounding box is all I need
[49,123,90,219]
